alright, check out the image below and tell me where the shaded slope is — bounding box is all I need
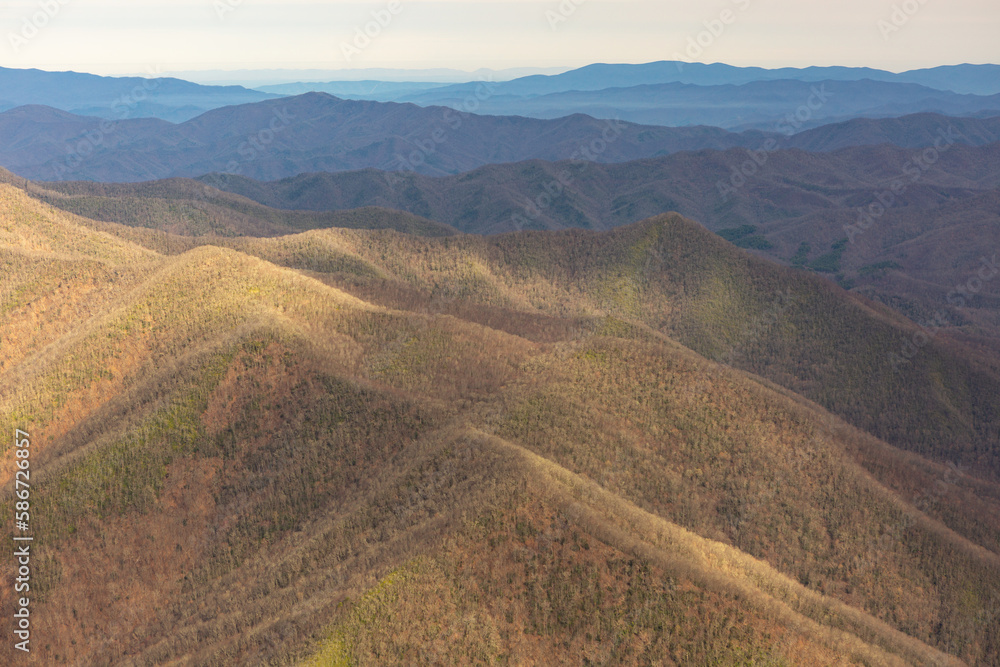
[189,142,1000,231]
[10,177,1000,475]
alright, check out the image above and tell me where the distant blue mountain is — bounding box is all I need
[255,80,451,102]
[0,67,278,122]
[398,62,1000,100]
[2,88,997,183]
[394,78,1000,130]
[0,93,771,182]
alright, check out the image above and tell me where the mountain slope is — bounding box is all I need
[9,177,1000,482]
[2,187,1000,664]
[173,140,1000,358]
[786,112,1000,151]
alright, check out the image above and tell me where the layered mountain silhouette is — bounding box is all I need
[394,61,1000,98]
[2,90,998,183]
[256,80,453,101]
[395,78,1000,130]
[1,182,999,664]
[0,66,277,122]
[263,63,1000,106]
[0,93,774,181]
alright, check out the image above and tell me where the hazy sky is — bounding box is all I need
[1,0,997,78]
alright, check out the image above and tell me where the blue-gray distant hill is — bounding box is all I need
[261,63,1000,105]
[0,66,278,122]
[255,80,451,102]
[1,91,996,183]
[0,93,774,181]
[395,78,1000,130]
[400,62,1000,99]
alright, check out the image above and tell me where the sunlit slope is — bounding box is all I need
[302,429,964,667]
[191,215,1000,479]
[0,169,457,239]
[0,183,155,264]
[1,190,998,665]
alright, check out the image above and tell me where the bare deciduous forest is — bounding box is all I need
[1,178,999,665]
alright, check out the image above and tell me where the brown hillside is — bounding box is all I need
[1,186,998,665]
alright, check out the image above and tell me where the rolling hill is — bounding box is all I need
[163,139,1000,354]
[19,118,998,362]
[1,184,1000,665]
[186,132,1000,230]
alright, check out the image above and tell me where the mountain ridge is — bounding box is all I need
[0,93,770,181]
[1,186,999,663]
[394,77,1000,130]
[2,92,998,183]
[0,65,279,122]
[408,61,1000,98]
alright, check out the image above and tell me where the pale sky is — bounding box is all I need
[1,0,997,78]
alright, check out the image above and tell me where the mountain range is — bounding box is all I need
[0,93,771,181]
[1,180,999,664]
[255,63,1000,105]
[2,60,1000,665]
[189,137,1000,353]
[5,61,1000,130]
[392,78,1000,130]
[0,66,277,122]
[2,90,999,183]
[398,62,1000,98]
[261,62,1000,129]
[19,131,1000,370]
